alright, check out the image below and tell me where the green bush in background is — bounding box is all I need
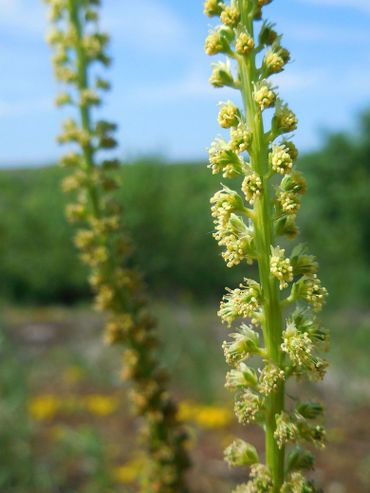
[1,111,369,307]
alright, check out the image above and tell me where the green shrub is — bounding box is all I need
[0,110,369,307]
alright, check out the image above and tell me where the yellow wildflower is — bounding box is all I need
[113,455,146,484]
[28,394,60,421]
[178,400,232,429]
[84,394,119,416]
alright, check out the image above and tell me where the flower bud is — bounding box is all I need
[54,65,77,83]
[209,60,235,88]
[96,76,111,91]
[287,447,315,472]
[224,439,259,467]
[220,5,240,28]
[225,362,258,389]
[269,144,294,175]
[65,203,87,222]
[46,0,65,22]
[258,364,285,395]
[263,45,290,75]
[272,103,298,134]
[55,92,72,107]
[52,47,69,65]
[298,421,326,449]
[203,0,224,17]
[281,321,314,368]
[296,275,328,312]
[242,172,263,204]
[259,21,278,46]
[218,100,241,128]
[290,245,318,276]
[219,280,262,326]
[280,171,306,195]
[80,88,101,106]
[222,325,260,365]
[296,401,324,420]
[270,246,293,289]
[211,185,245,227]
[85,9,98,22]
[74,229,96,250]
[60,151,81,168]
[244,464,274,492]
[291,308,325,336]
[234,389,262,424]
[95,284,115,311]
[254,81,277,110]
[236,32,255,55]
[264,50,285,74]
[275,213,298,239]
[95,119,117,136]
[277,191,301,215]
[205,27,233,56]
[208,138,243,177]
[46,27,63,45]
[230,123,253,153]
[274,412,299,449]
[281,472,315,493]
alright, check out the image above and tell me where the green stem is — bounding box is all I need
[238,3,285,490]
[67,0,100,218]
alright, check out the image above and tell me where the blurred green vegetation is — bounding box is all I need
[0,325,116,493]
[2,302,369,493]
[0,111,369,307]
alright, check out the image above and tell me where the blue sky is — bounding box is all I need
[0,0,370,166]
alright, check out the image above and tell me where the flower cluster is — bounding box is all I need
[281,472,316,493]
[219,279,262,326]
[274,401,326,451]
[45,1,190,491]
[224,439,259,467]
[234,464,274,493]
[270,247,293,289]
[204,0,329,490]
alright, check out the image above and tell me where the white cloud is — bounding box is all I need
[301,0,370,15]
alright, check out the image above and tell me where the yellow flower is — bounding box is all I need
[113,455,146,484]
[178,400,232,429]
[84,394,119,416]
[194,406,233,428]
[28,394,60,421]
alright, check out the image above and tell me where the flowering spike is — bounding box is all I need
[204,0,329,490]
[44,1,190,491]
